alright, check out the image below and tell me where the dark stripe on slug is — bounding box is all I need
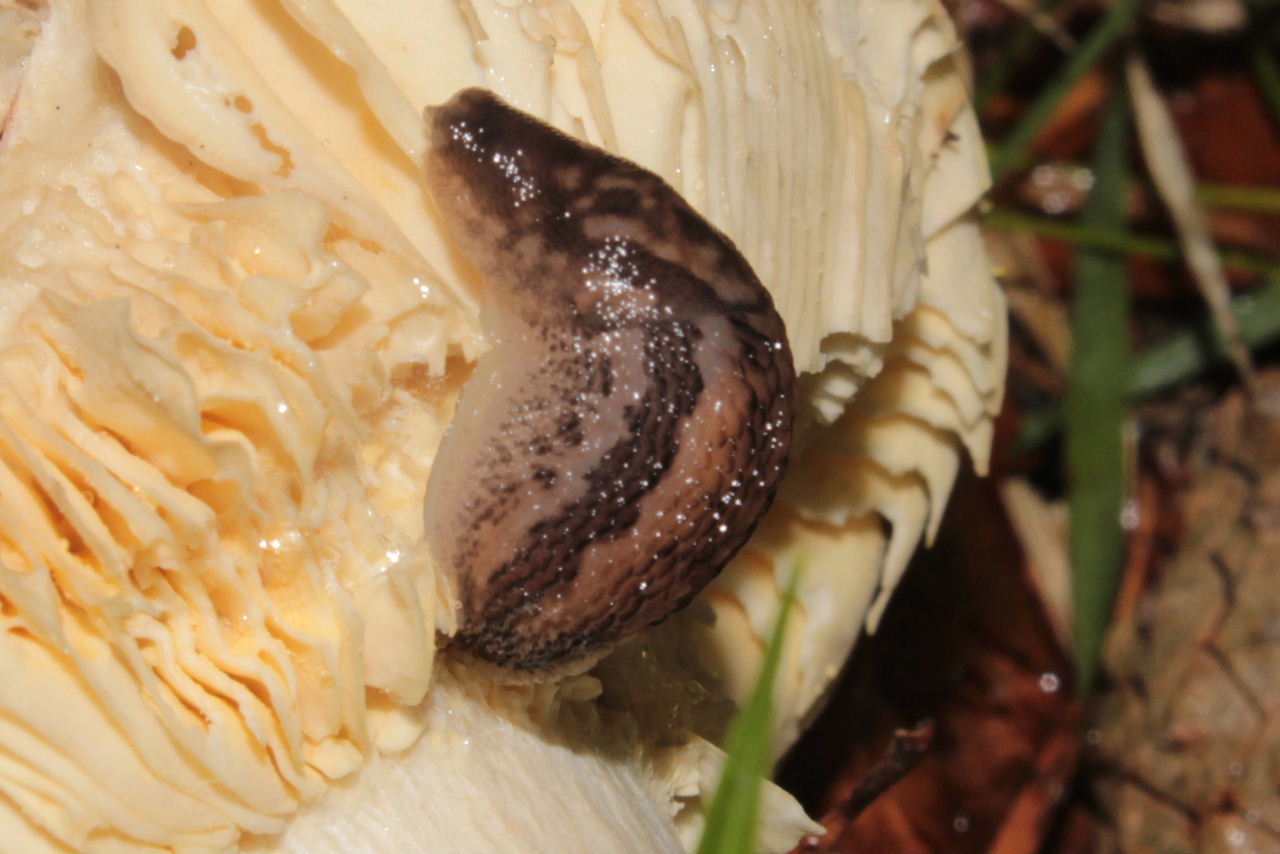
[454,320,703,669]
[422,87,796,679]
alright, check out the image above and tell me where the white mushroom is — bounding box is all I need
[0,0,1004,850]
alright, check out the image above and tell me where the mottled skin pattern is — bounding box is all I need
[423,88,795,679]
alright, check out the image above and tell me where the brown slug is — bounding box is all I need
[422,88,795,679]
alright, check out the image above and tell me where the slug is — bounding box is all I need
[423,88,795,679]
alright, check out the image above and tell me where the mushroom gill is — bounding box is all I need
[0,0,1004,850]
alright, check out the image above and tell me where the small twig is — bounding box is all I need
[984,207,1280,277]
[837,721,935,821]
[1111,474,1160,626]
[1127,52,1258,396]
[793,721,936,852]
[995,0,1077,53]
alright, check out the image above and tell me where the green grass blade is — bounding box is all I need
[697,567,802,854]
[1015,274,1280,449]
[1196,181,1280,215]
[989,0,1144,182]
[985,206,1181,261]
[1066,83,1130,700]
[1250,18,1280,133]
[1131,274,1280,394]
[984,206,1280,277]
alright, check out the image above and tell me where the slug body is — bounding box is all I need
[423,88,795,678]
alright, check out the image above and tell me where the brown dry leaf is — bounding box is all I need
[1169,72,1280,186]
[781,474,1079,854]
[987,717,1081,854]
[1095,374,1280,852]
[1000,478,1073,655]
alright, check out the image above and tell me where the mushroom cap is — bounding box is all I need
[0,0,1003,850]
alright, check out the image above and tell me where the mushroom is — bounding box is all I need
[0,0,1004,851]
